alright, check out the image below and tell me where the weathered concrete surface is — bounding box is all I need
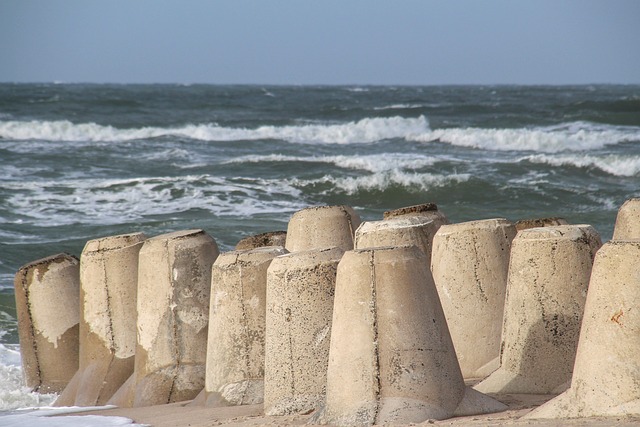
[382,202,448,226]
[126,229,219,408]
[612,198,640,240]
[198,246,287,407]
[321,246,506,426]
[514,217,568,231]
[431,219,516,380]
[474,225,602,395]
[55,233,146,406]
[235,231,287,250]
[527,240,640,419]
[285,206,360,252]
[264,247,344,416]
[354,216,441,263]
[14,253,80,393]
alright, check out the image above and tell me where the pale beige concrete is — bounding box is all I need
[527,240,640,419]
[263,247,344,416]
[321,246,506,426]
[197,246,287,407]
[284,205,360,252]
[55,233,146,407]
[382,202,448,227]
[514,217,568,231]
[474,225,602,395]
[235,231,287,250]
[612,198,640,240]
[14,253,80,393]
[354,215,442,263]
[431,218,516,380]
[124,229,219,408]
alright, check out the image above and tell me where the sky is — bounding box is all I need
[1,0,639,85]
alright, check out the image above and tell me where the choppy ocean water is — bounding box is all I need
[1,83,639,414]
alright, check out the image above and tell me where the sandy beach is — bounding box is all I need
[69,394,640,426]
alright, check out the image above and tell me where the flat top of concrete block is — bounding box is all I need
[290,205,358,217]
[216,246,287,265]
[272,246,344,265]
[18,252,79,272]
[83,232,146,253]
[514,217,568,231]
[517,224,596,241]
[436,218,511,234]
[235,231,287,250]
[147,229,206,241]
[357,215,437,233]
[383,203,438,219]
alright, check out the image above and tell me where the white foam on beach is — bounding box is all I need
[0,116,428,144]
[408,121,640,153]
[522,153,640,176]
[0,345,145,426]
[0,344,57,411]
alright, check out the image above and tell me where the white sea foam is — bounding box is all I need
[523,154,640,176]
[0,344,57,412]
[223,153,440,173]
[0,116,428,144]
[293,171,470,195]
[3,175,306,227]
[408,121,640,153]
[373,104,425,110]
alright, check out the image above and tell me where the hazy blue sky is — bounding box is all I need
[1,0,638,85]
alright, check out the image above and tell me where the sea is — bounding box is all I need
[0,83,639,422]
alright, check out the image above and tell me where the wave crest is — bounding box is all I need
[409,121,640,153]
[0,116,429,144]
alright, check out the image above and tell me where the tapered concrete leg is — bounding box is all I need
[430,219,516,380]
[354,216,441,264]
[382,202,449,228]
[130,229,219,407]
[199,246,287,407]
[321,246,506,426]
[474,225,601,395]
[613,198,640,240]
[14,253,80,393]
[235,231,287,250]
[264,247,344,416]
[514,217,568,231]
[55,233,146,407]
[285,206,360,252]
[527,240,640,419]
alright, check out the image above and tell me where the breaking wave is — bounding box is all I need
[409,121,640,153]
[0,116,429,144]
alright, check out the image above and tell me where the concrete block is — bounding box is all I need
[613,198,640,240]
[382,203,448,228]
[527,240,640,418]
[321,246,506,426]
[14,253,80,393]
[55,233,146,406]
[199,246,287,407]
[354,216,441,263]
[514,217,568,231]
[431,219,516,380]
[285,206,360,252]
[128,229,219,407]
[235,231,287,250]
[264,247,344,416]
[474,225,601,395]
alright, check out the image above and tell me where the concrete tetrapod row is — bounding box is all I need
[14,199,640,423]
